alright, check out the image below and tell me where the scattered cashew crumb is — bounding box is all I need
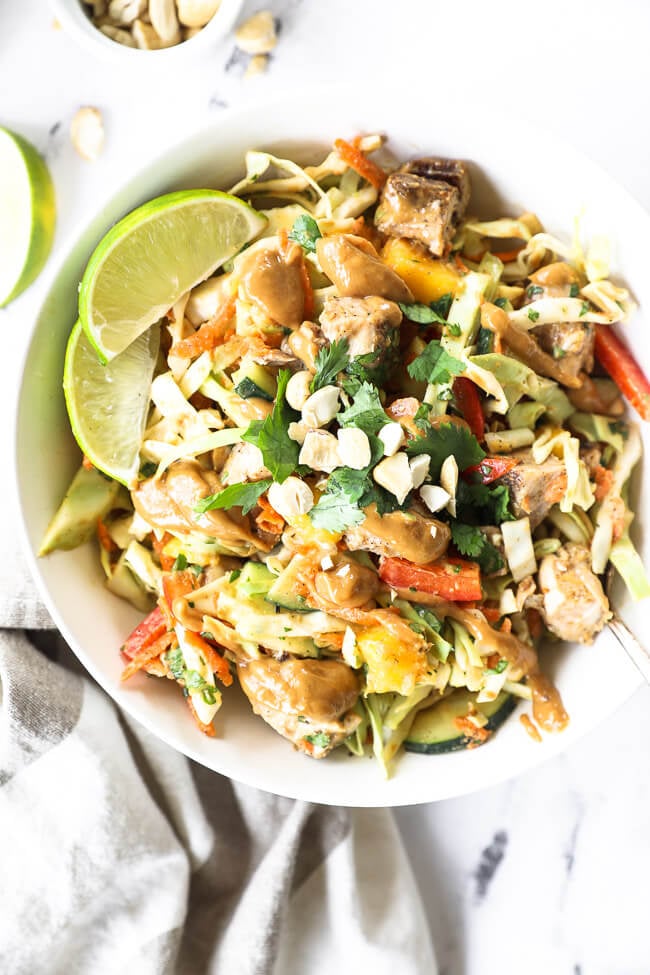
[235,10,276,55]
[71,107,105,162]
[244,53,269,78]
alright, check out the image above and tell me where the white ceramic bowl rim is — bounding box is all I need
[14,86,649,806]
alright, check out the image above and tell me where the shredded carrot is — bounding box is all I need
[82,455,94,471]
[173,297,236,359]
[594,464,614,502]
[96,519,118,556]
[120,631,175,681]
[186,695,217,737]
[491,247,524,263]
[255,495,285,535]
[152,533,177,572]
[481,608,501,625]
[454,253,469,273]
[333,138,387,191]
[184,630,233,687]
[162,569,199,613]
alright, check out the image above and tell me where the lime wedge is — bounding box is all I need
[79,190,266,362]
[0,127,56,307]
[64,320,160,487]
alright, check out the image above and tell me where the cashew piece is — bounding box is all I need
[149,0,181,43]
[176,0,221,28]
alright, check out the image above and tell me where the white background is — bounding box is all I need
[3,1,650,972]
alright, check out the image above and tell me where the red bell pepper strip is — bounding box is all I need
[464,456,518,484]
[121,605,168,661]
[378,556,482,602]
[594,326,650,421]
[453,377,485,441]
[120,630,175,681]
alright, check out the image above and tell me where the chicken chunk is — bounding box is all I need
[344,504,450,565]
[220,441,271,485]
[400,157,471,218]
[320,295,402,383]
[498,450,567,528]
[538,543,611,644]
[532,321,595,386]
[133,460,263,554]
[375,172,461,257]
[236,657,361,757]
[315,234,413,302]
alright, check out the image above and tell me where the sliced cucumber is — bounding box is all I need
[236,561,276,598]
[106,553,155,612]
[39,464,122,556]
[405,688,515,754]
[233,360,276,401]
[266,557,314,612]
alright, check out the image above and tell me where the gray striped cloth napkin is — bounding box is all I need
[0,527,436,974]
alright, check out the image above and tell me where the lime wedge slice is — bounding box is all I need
[64,320,160,487]
[79,190,266,362]
[0,127,56,307]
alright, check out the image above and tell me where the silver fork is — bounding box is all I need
[605,566,650,683]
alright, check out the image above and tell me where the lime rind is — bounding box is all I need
[78,189,266,363]
[64,319,160,487]
[0,127,56,307]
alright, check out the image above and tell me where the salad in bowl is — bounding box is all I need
[39,132,650,776]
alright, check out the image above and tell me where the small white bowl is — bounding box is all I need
[14,87,650,806]
[50,0,244,63]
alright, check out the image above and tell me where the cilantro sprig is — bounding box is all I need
[304,731,331,748]
[311,338,349,393]
[288,214,322,253]
[194,478,272,516]
[309,435,397,532]
[405,421,485,479]
[407,340,466,386]
[242,370,299,483]
[398,293,454,325]
[337,381,388,436]
[450,522,503,575]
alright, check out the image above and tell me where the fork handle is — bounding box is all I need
[608,615,650,685]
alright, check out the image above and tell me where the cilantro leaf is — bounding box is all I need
[172,553,188,571]
[337,381,388,435]
[165,648,184,680]
[580,301,590,317]
[476,326,494,355]
[399,294,454,326]
[194,478,272,516]
[242,370,299,483]
[527,285,544,300]
[431,293,453,319]
[288,214,322,253]
[527,308,540,323]
[304,731,331,748]
[569,283,579,298]
[311,338,350,393]
[451,522,503,575]
[456,481,513,524]
[406,422,485,479]
[414,403,431,430]
[140,461,157,479]
[494,297,509,310]
[407,340,466,385]
[308,481,365,532]
[446,322,462,336]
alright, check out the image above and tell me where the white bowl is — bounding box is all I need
[15,88,649,806]
[50,0,244,63]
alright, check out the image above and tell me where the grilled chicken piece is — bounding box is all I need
[400,157,471,218]
[567,375,625,417]
[344,504,451,565]
[498,450,567,528]
[375,172,461,257]
[283,322,325,372]
[315,234,413,302]
[320,296,402,380]
[133,460,263,554]
[237,657,361,757]
[220,442,271,485]
[538,543,611,644]
[531,321,595,386]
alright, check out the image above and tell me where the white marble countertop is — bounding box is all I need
[4,1,650,972]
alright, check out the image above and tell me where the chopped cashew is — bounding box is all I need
[70,107,105,161]
[235,10,276,54]
[268,478,314,521]
[176,0,221,28]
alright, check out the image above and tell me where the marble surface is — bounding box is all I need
[4,1,650,972]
